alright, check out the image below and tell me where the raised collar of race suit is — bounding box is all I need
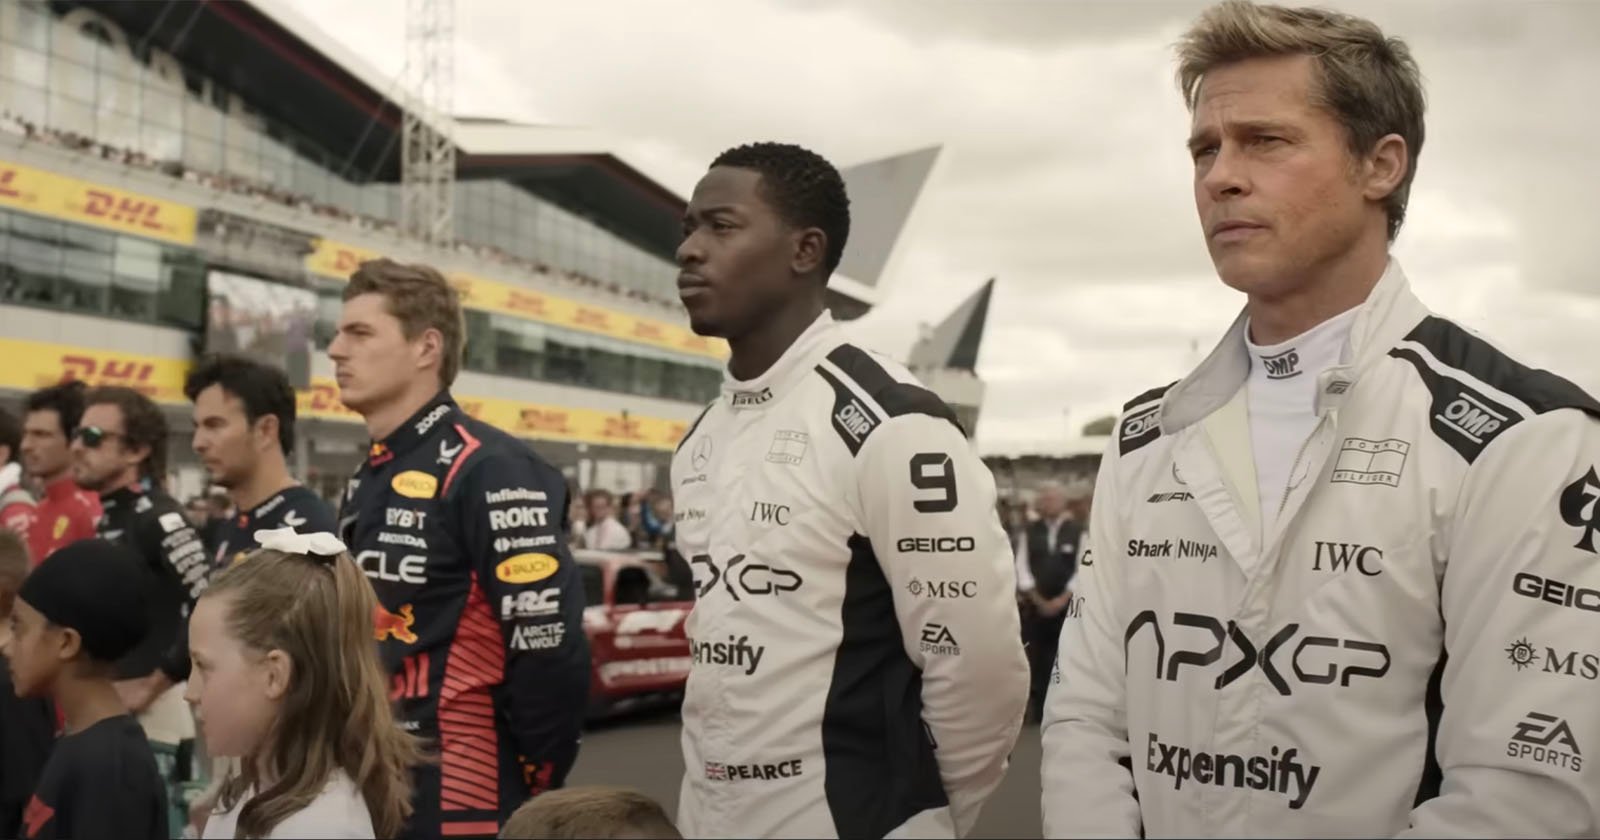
[98,478,151,509]
[1160,257,1431,435]
[367,392,458,467]
[44,474,84,502]
[720,310,838,411]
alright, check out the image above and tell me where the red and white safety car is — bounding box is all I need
[577,548,695,717]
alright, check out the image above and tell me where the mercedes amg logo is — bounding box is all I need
[691,436,713,471]
[1506,637,1537,671]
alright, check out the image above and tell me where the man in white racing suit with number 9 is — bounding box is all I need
[672,142,1029,839]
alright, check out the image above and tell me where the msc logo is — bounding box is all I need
[496,553,559,584]
[391,471,437,499]
[1508,711,1582,773]
[1559,466,1600,553]
[906,578,978,599]
[1437,393,1507,444]
[1262,348,1301,379]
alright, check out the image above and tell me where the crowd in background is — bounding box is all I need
[0,109,683,313]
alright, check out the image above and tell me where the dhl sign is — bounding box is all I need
[303,236,729,362]
[0,337,694,452]
[0,159,197,245]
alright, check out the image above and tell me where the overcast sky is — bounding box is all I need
[282,0,1600,453]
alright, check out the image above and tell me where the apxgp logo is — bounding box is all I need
[1125,610,1390,696]
[1507,711,1582,772]
[1559,466,1600,553]
[690,554,802,600]
[1146,733,1321,809]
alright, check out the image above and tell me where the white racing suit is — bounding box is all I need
[674,312,1029,839]
[1043,260,1600,837]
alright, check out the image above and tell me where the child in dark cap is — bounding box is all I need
[5,538,168,840]
[0,529,54,839]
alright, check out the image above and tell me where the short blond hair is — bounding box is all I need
[345,258,466,386]
[1176,0,1426,241]
[499,786,680,839]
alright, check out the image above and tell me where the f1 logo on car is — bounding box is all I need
[1559,466,1600,553]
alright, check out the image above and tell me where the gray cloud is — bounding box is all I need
[283,0,1600,450]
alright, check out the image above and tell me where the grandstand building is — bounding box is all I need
[0,0,932,499]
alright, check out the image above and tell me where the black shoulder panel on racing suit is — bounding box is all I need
[1118,383,1173,457]
[818,344,963,456]
[1389,315,1600,463]
[674,401,715,455]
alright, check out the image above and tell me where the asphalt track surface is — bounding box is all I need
[570,705,1045,838]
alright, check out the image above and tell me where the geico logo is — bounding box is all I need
[501,589,560,620]
[706,759,803,781]
[690,634,765,675]
[510,621,565,651]
[385,508,427,529]
[1512,572,1600,613]
[489,506,549,530]
[376,532,428,549]
[485,487,547,504]
[615,609,685,635]
[1125,610,1390,696]
[358,550,427,584]
[896,536,976,553]
[391,471,437,499]
[1437,393,1507,441]
[496,553,559,584]
[414,403,450,436]
[690,554,802,600]
[1146,733,1321,810]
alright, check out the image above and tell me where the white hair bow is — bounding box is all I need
[254,527,348,558]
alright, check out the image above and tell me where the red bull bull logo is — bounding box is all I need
[373,603,418,644]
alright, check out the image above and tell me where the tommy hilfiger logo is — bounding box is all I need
[1330,438,1410,488]
[1262,349,1301,379]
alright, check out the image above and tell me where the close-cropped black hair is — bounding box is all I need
[25,380,89,439]
[711,142,852,276]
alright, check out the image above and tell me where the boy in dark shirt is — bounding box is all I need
[5,539,168,840]
[0,529,54,838]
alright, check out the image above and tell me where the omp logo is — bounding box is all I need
[1508,712,1582,773]
[391,471,437,499]
[1437,393,1507,443]
[1559,466,1600,553]
[836,400,876,442]
[1146,733,1321,810]
[1311,541,1383,576]
[82,190,167,231]
[1121,406,1160,441]
[496,553,559,584]
[1262,349,1301,379]
[1125,610,1391,696]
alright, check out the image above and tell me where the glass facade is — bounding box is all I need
[453,181,675,298]
[0,2,678,301]
[0,208,206,328]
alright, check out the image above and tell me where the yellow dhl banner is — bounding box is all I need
[305,237,726,361]
[0,158,197,246]
[0,337,691,452]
